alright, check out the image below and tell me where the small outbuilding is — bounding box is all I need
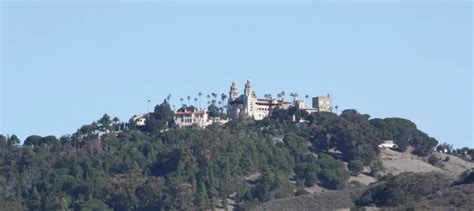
[378,140,398,149]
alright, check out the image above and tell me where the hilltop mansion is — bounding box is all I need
[227,80,332,120]
[133,80,333,128]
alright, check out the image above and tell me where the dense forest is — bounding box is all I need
[1,101,468,210]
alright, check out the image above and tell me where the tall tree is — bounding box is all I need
[7,134,20,146]
[281,91,286,100]
[145,101,174,133]
[198,92,203,109]
[208,104,220,119]
[99,114,112,132]
[112,117,120,131]
[220,93,227,104]
[305,94,309,108]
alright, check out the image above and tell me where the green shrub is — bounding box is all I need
[348,160,364,176]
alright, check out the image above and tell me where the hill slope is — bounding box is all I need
[1,106,471,210]
[380,148,474,178]
[254,149,474,210]
[252,188,364,211]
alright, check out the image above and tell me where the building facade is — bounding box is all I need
[133,81,333,129]
[227,80,292,120]
[312,96,332,112]
[131,114,147,126]
[174,107,209,128]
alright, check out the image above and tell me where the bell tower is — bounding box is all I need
[244,80,257,117]
[244,80,253,97]
[229,81,239,102]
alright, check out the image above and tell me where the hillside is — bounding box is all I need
[254,151,474,211]
[416,184,474,209]
[380,148,474,178]
[380,147,444,175]
[255,171,474,211]
[1,104,472,210]
[327,147,473,188]
[252,188,364,211]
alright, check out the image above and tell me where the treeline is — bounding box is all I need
[0,102,442,210]
[436,143,474,161]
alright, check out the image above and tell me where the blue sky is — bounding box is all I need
[1,1,472,148]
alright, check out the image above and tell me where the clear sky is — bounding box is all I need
[1,0,472,148]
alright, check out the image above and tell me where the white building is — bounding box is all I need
[378,140,398,149]
[131,114,147,126]
[174,107,209,128]
[227,81,292,120]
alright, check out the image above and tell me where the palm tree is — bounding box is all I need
[198,92,203,109]
[147,99,151,113]
[179,98,184,108]
[335,105,339,113]
[221,93,227,103]
[305,94,309,108]
[220,94,227,113]
[293,93,299,104]
[167,94,172,102]
[194,98,198,108]
[280,91,286,101]
[187,96,191,106]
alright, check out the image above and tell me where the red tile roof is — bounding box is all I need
[175,111,205,115]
